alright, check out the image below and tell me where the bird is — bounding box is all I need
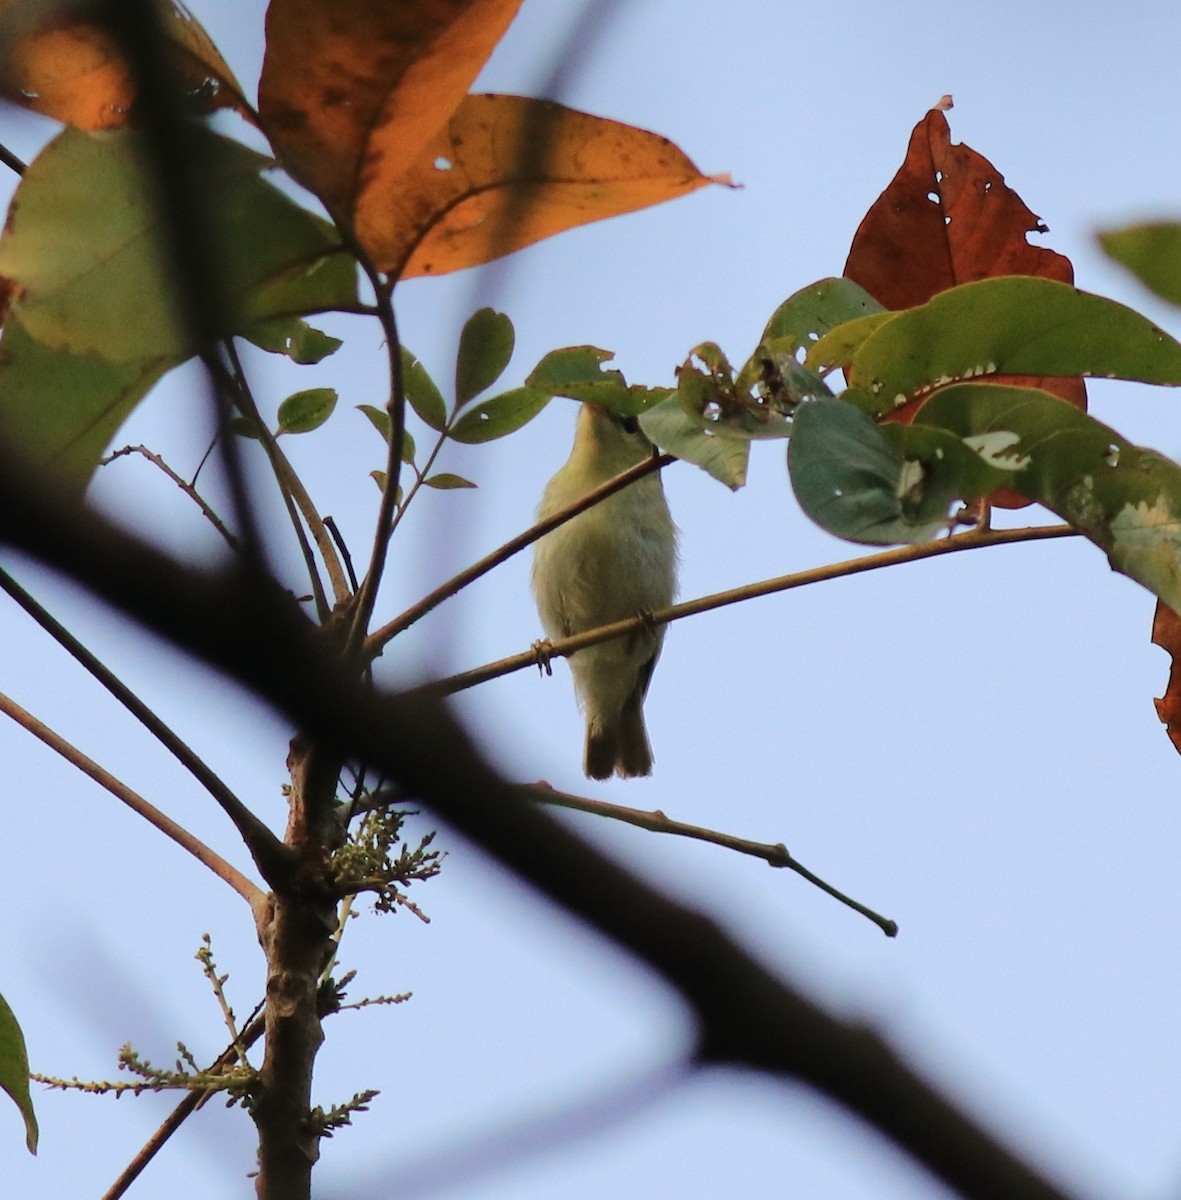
[532,402,678,779]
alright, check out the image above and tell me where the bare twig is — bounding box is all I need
[0,564,293,889]
[527,783,896,936]
[416,523,1080,696]
[102,444,239,549]
[0,140,26,176]
[366,451,675,657]
[0,690,263,909]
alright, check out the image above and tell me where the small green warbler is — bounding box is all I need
[532,403,678,779]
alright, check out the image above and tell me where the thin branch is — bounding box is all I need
[0,690,263,909]
[366,451,675,658]
[0,141,27,176]
[0,564,293,889]
[416,523,1080,696]
[346,274,407,656]
[527,783,897,936]
[102,1011,265,1200]
[102,444,239,549]
[222,342,349,614]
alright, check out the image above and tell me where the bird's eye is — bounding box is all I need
[619,416,640,435]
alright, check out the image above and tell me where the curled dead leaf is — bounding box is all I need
[1152,600,1181,757]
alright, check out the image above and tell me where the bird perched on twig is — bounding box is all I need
[532,403,678,779]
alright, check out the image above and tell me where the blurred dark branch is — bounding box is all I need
[0,444,1083,1200]
[0,140,26,175]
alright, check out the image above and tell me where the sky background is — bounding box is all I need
[5,1,1181,1197]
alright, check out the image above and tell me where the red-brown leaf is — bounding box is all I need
[1152,600,1181,757]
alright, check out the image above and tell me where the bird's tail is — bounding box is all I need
[585,692,653,780]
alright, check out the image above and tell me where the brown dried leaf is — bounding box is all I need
[258,0,523,220]
[0,0,251,130]
[356,94,724,278]
[1152,600,1181,757]
[845,104,1086,505]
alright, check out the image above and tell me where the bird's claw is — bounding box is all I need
[531,638,555,677]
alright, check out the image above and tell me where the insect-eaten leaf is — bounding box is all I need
[400,347,448,432]
[277,387,337,435]
[640,394,748,490]
[760,277,886,357]
[916,384,1181,611]
[810,277,1181,418]
[424,472,477,490]
[259,0,524,218]
[455,307,514,410]
[1100,222,1181,309]
[0,991,37,1154]
[355,94,726,277]
[788,398,990,545]
[526,346,670,415]
[245,316,342,365]
[447,387,550,444]
[1151,600,1181,757]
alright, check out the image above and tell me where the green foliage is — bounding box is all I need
[277,388,338,435]
[454,307,514,409]
[525,346,671,415]
[809,277,1181,414]
[760,276,885,352]
[448,386,552,444]
[0,991,36,1154]
[1100,222,1181,307]
[399,347,448,432]
[245,317,343,365]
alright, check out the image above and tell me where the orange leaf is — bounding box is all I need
[844,103,1086,506]
[0,0,251,130]
[1152,600,1181,757]
[258,0,523,221]
[355,94,724,278]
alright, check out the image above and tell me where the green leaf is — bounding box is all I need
[447,387,550,444]
[228,416,264,439]
[245,317,342,364]
[357,403,390,441]
[1099,222,1181,308]
[916,383,1181,610]
[400,347,447,432]
[788,398,975,544]
[0,126,357,362]
[277,387,337,434]
[400,427,417,464]
[811,277,1181,416]
[525,345,671,416]
[424,472,477,489]
[639,393,748,489]
[0,316,171,489]
[0,991,37,1154]
[455,308,514,409]
[760,276,886,355]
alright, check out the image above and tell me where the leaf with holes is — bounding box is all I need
[0,0,251,130]
[639,394,748,490]
[277,387,337,434]
[356,94,727,277]
[245,317,342,365]
[916,384,1181,611]
[760,277,885,356]
[447,386,550,443]
[526,346,670,416]
[0,991,36,1154]
[810,278,1181,417]
[259,0,523,218]
[455,307,514,409]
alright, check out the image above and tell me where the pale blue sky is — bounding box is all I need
[4,3,1181,1198]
